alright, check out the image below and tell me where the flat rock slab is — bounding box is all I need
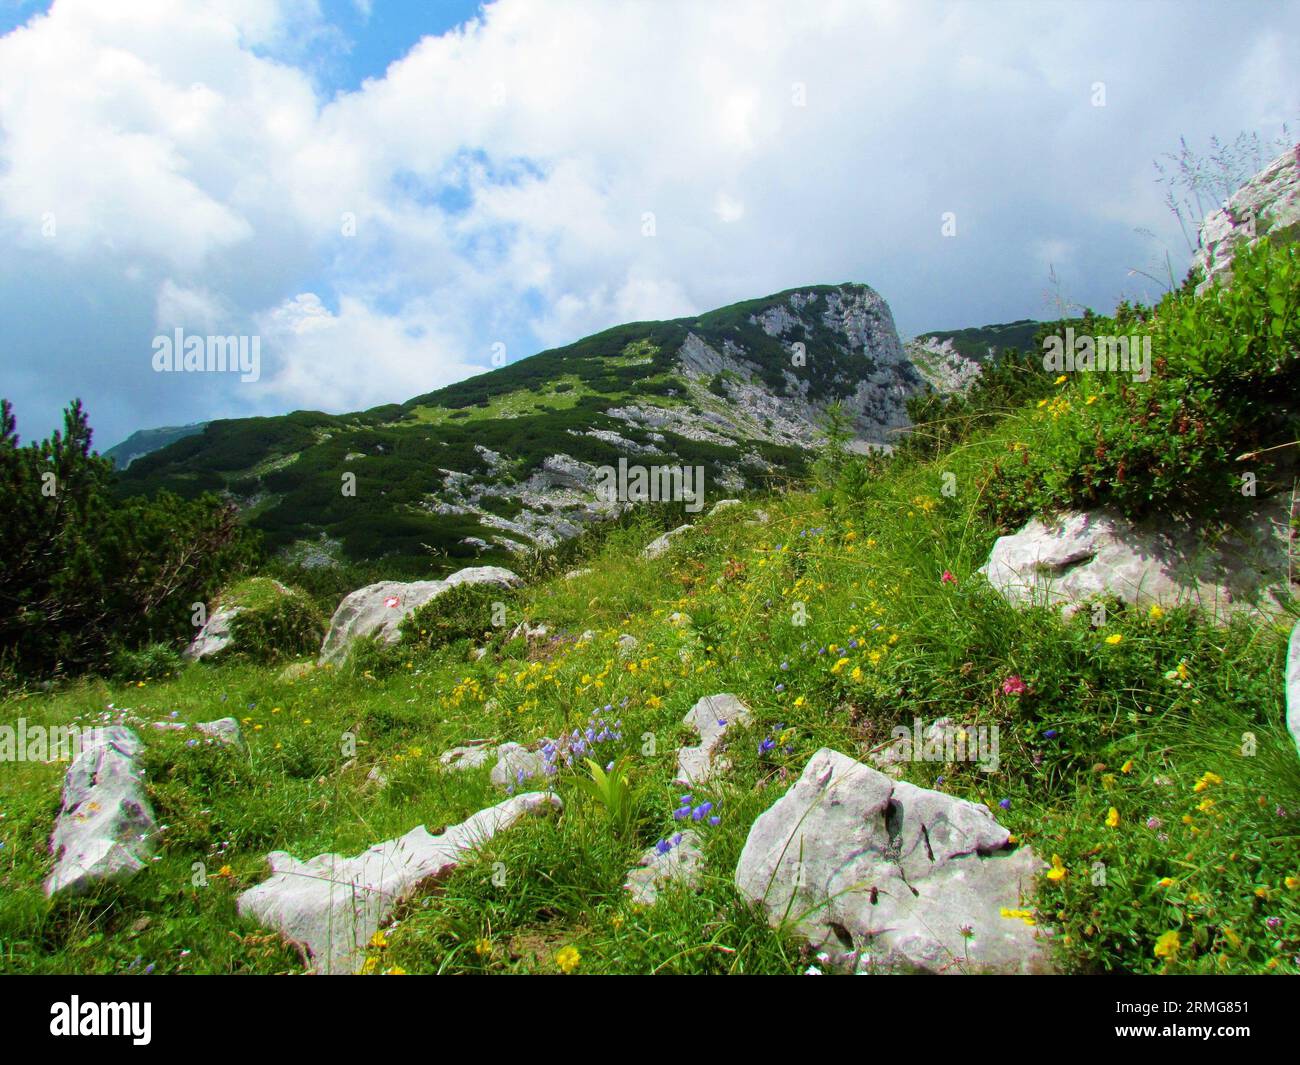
[1287,620,1300,758]
[318,567,521,664]
[735,747,1051,974]
[45,727,158,897]
[624,830,704,906]
[675,693,752,785]
[149,717,246,751]
[980,504,1296,623]
[439,743,493,771]
[236,792,562,974]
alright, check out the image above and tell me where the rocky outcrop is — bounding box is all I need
[674,693,752,785]
[318,567,521,664]
[734,748,1051,974]
[1191,144,1300,295]
[980,502,1297,622]
[45,727,158,897]
[236,793,562,974]
[905,336,983,395]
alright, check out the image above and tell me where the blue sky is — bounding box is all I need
[0,0,1296,450]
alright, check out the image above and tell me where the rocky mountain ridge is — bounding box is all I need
[116,283,946,570]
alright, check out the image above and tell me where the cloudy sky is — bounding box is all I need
[0,0,1296,448]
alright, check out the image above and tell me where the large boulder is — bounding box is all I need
[1190,143,1300,295]
[980,503,1296,623]
[1287,621,1300,759]
[45,727,158,897]
[236,792,561,974]
[318,567,521,664]
[185,578,323,663]
[735,748,1051,974]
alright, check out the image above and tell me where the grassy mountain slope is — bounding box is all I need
[114,284,916,573]
[103,422,208,469]
[2,461,1295,974]
[914,319,1042,362]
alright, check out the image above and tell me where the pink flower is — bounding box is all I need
[1001,675,1028,696]
[941,570,956,584]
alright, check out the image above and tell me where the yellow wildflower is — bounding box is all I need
[1153,930,1181,960]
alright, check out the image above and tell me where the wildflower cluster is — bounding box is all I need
[541,708,624,776]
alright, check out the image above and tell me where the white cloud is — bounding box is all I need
[154,279,232,332]
[0,0,1297,445]
[257,292,484,412]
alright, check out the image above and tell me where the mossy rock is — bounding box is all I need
[186,578,325,664]
[400,581,515,650]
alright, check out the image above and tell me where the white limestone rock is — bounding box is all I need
[318,567,521,664]
[735,747,1051,974]
[623,830,704,906]
[642,525,693,560]
[489,742,545,790]
[236,793,562,974]
[674,693,752,786]
[44,727,158,897]
[1191,144,1300,295]
[980,503,1297,623]
[439,743,494,772]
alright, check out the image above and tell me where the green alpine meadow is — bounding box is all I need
[0,1,1297,1012]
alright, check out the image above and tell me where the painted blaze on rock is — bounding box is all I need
[735,748,1051,974]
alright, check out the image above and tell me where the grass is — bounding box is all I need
[2,446,1298,974]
